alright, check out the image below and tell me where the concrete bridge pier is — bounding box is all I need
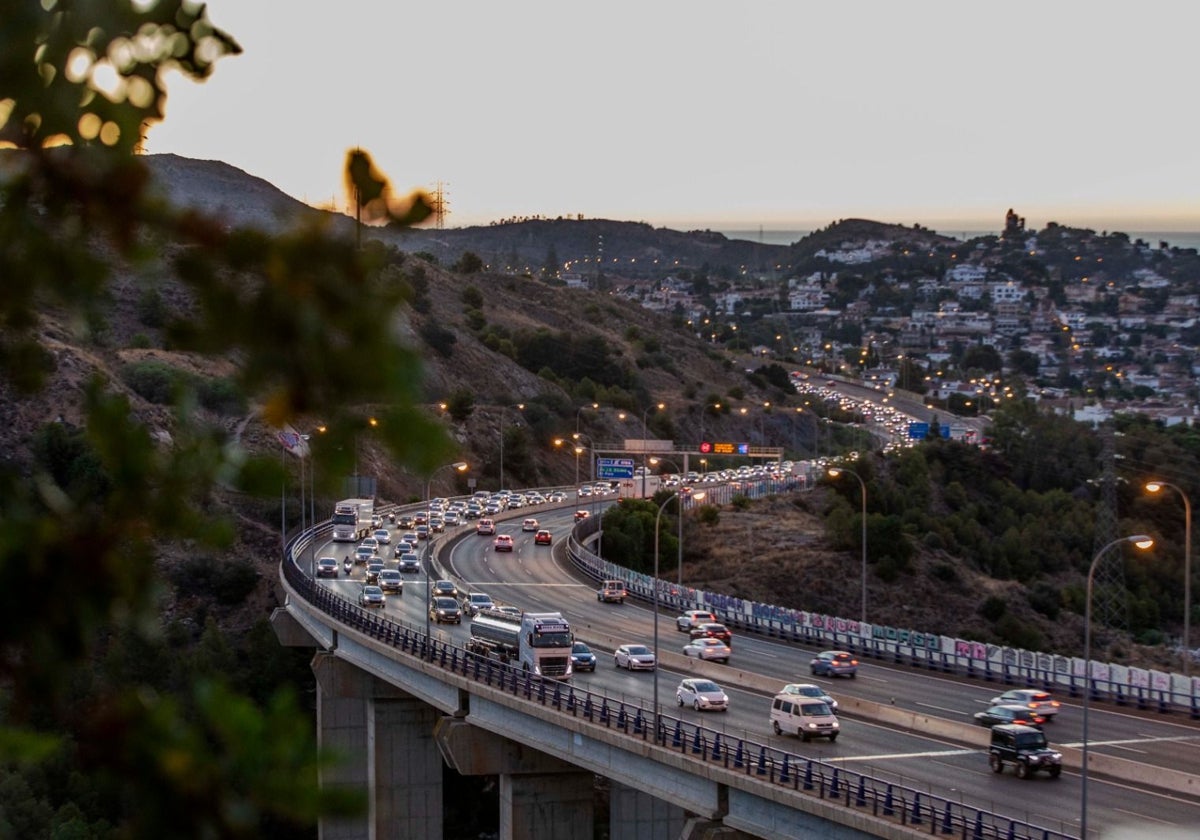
[435,716,593,839]
[313,652,444,839]
[610,780,687,838]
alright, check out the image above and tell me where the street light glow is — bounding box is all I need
[1081,534,1153,838]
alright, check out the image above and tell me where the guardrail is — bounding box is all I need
[566,512,1200,719]
[281,524,1077,840]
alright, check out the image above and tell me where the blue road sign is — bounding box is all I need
[908,422,952,440]
[597,457,635,480]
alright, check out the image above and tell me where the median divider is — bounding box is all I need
[573,626,1198,797]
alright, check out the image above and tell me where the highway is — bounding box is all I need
[311,502,1200,839]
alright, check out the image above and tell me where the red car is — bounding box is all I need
[493,534,514,552]
[534,529,553,545]
[574,510,590,522]
[689,622,732,645]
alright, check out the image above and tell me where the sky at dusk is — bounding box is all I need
[147,1,1200,234]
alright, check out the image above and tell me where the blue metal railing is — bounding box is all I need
[281,525,1076,840]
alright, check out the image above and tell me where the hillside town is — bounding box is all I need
[597,211,1200,428]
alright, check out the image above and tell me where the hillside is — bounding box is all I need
[7,153,1178,673]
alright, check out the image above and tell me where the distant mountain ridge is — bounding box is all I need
[137,154,955,275]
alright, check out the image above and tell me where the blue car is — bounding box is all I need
[810,650,858,678]
[570,641,597,672]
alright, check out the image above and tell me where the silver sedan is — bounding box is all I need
[614,644,657,671]
[682,638,731,663]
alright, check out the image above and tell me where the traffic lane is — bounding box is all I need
[531,556,1200,785]
[775,651,1200,772]
[621,609,1200,778]
[433,506,1200,797]
[664,678,1200,835]
[446,527,554,611]
[320,563,1200,828]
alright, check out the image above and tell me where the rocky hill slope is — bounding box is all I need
[10,153,1168,670]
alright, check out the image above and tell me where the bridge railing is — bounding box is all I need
[282,526,1077,840]
[566,509,1200,719]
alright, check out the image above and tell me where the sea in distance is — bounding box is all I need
[719,228,1200,252]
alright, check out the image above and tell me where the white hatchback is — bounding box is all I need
[676,678,729,712]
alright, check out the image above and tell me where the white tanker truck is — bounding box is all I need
[467,609,573,679]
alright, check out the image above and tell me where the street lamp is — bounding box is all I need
[498,404,524,492]
[554,435,592,508]
[424,461,468,659]
[652,489,706,742]
[1082,534,1153,839]
[827,466,868,626]
[576,402,599,435]
[1145,480,1191,675]
[641,402,665,498]
[651,456,686,586]
[698,401,720,446]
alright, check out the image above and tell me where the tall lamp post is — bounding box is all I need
[1082,534,1153,839]
[424,461,468,659]
[573,432,599,531]
[1145,480,1192,675]
[650,456,686,587]
[641,402,664,498]
[828,467,868,626]
[576,401,598,435]
[498,404,523,492]
[652,489,705,741]
[698,402,721,447]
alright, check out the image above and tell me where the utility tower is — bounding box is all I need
[1092,422,1128,631]
[430,181,450,229]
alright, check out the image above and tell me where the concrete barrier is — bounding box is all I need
[577,630,1197,797]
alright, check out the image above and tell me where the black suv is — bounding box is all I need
[988,724,1062,779]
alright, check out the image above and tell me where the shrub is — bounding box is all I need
[461,285,484,309]
[995,614,1042,651]
[1027,583,1061,619]
[122,360,181,404]
[464,308,486,332]
[137,286,167,327]
[446,389,475,422]
[695,505,720,525]
[730,495,751,511]
[169,556,260,607]
[452,251,483,274]
[419,321,457,357]
[979,596,1007,622]
[199,377,247,416]
[930,562,959,584]
[875,555,903,583]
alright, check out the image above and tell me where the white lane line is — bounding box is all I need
[1108,743,1148,754]
[1058,734,1200,748]
[825,748,977,763]
[1112,807,1176,826]
[915,702,971,716]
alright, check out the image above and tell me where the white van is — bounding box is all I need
[770,694,840,742]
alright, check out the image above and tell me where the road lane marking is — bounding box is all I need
[825,748,977,763]
[915,702,970,716]
[1112,808,1176,825]
[1058,734,1200,749]
[1108,743,1148,754]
